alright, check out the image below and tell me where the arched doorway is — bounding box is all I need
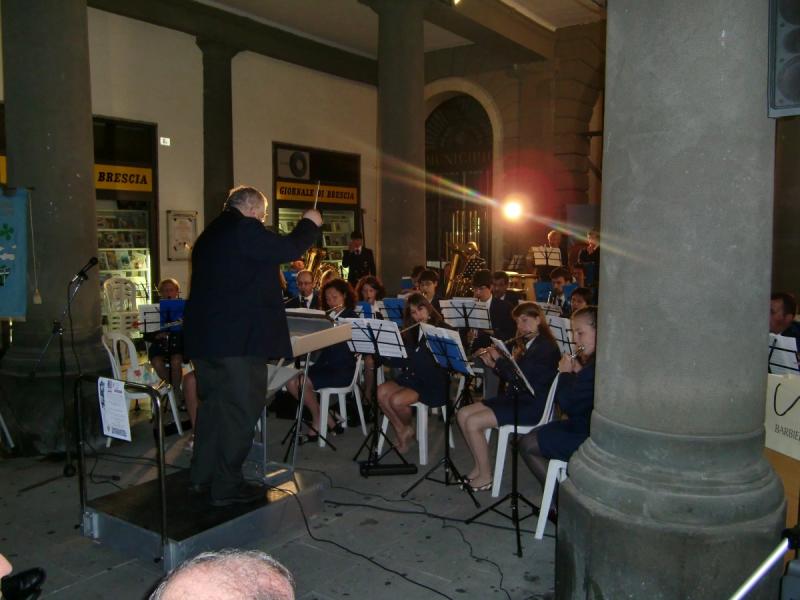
[425,94,493,267]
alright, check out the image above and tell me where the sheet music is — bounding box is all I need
[98,377,132,442]
[546,315,575,354]
[286,307,328,317]
[536,301,562,317]
[490,336,537,398]
[769,334,799,374]
[138,303,161,333]
[421,323,474,376]
[530,246,562,267]
[340,318,407,358]
[440,298,492,330]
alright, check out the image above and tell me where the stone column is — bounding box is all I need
[196,38,239,225]
[368,0,426,291]
[1,0,106,453]
[557,1,785,597]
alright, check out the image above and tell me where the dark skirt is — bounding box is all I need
[536,420,588,461]
[309,363,355,389]
[395,371,447,408]
[483,392,544,427]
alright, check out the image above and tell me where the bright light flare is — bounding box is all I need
[502,199,524,221]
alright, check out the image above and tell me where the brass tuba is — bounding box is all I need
[303,246,341,288]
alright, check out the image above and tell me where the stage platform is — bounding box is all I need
[81,466,326,572]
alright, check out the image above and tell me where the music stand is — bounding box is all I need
[401,323,480,507]
[769,334,800,375]
[440,298,492,409]
[546,315,576,355]
[465,336,540,556]
[281,315,351,462]
[355,300,385,319]
[342,318,418,476]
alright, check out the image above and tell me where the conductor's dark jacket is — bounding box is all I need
[184,208,319,360]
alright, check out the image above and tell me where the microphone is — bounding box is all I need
[71,257,99,283]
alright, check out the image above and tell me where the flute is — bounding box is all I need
[569,345,586,359]
[400,322,421,334]
[473,332,534,358]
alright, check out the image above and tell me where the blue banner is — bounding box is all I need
[0,189,28,319]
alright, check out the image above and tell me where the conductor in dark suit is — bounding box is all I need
[184,185,321,506]
[341,231,376,285]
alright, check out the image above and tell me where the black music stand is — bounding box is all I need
[465,336,540,556]
[401,323,480,507]
[345,318,418,476]
[440,298,492,409]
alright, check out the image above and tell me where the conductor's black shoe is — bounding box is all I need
[209,483,266,507]
[1,567,46,600]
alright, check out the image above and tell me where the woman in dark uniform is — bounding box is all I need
[377,293,449,453]
[286,278,357,443]
[519,306,597,483]
[457,302,560,492]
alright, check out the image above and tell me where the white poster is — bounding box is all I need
[764,373,800,461]
[98,377,132,442]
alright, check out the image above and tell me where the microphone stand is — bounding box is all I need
[30,270,93,478]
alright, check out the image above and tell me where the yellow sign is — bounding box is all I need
[275,181,358,205]
[95,164,153,192]
[0,157,153,192]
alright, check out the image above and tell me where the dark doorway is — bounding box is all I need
[425,94,493,267]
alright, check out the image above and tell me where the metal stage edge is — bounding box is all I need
[81,466,327,573]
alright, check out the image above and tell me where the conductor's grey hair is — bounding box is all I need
[149,549,294,600]
[225,185,268,213]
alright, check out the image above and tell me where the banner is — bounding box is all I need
[275,180,358,205]
[0,189,28,319]
[765,373,800,461]
[94,164,153,192]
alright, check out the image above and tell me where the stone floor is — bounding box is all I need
[0,405,556,600]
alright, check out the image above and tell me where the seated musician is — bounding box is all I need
[471,269,516,400]
[285,269,319,309]
[147,278,185,396]
[549,267,572,315]
[377,293,449,454]
[417,269,443,312]
[569,286,593,313]
[492,270,525,305]
[770,292,800,340]
[355,275,387,401]
[286,278,358,443]
[355,275,386,309]
[519,306,597,486]
[456,302,560,492]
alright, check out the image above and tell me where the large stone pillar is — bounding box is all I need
[197,38,238,225]
[558,1,785,598]
[368,0,426,291]
[1,0,105,452]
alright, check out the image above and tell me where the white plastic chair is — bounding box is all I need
[485,374,561,497]
[316,354,366,448]
[534,459,568,539]
[103,277,139,335]
[376,402,452,465]
[101,332,182,446]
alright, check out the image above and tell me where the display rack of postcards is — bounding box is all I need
[96,209,152,311]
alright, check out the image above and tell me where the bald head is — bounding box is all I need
[151,550,294,600]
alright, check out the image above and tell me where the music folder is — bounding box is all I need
[768,333,799,375]
[290,323,352,357]
[420,323,474,376]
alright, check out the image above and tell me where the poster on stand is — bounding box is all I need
[0,188,28,319]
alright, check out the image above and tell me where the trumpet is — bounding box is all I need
[569,345,585,359]
[473,332,535,358]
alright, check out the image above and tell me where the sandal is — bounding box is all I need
[466,480,493,492]
[297,433,319,446]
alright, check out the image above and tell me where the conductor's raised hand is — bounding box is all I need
[302,209,323,227]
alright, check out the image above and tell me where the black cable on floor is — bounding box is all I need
[270,483,456,600]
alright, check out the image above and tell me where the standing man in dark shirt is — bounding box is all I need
[342,231,376,285]
[183,185,321,506]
